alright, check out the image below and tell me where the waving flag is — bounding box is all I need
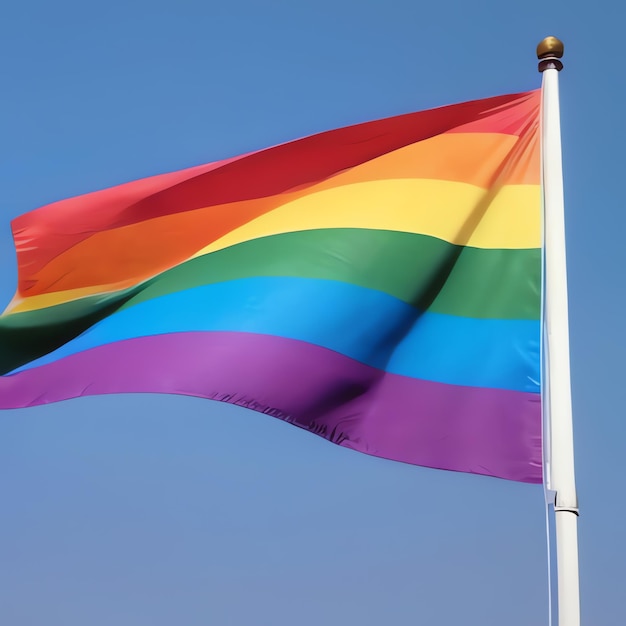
[0,90,542,482]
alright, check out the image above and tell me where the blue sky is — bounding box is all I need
[0,1,623,624]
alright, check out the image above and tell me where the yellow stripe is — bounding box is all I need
[4,285,132,315]
[8,179,539,315]
[192,179,540,258]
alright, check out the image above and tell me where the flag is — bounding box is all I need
[0,90,542,482]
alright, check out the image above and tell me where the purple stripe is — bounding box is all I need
[0,332,542,483]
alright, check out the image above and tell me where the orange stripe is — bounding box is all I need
[324,131,539,188]
[15,131,538,299]
[17,194,282,297]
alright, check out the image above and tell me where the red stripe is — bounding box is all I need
[11,90,539,291]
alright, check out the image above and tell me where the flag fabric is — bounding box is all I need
[0,90,542,483]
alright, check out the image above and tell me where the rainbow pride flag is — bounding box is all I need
[0,90,542,483]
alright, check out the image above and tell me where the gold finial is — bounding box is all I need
[537,36,564,60]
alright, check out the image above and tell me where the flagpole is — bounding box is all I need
[537,37,580,626]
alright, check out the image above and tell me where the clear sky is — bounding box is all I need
[0,1,622,624]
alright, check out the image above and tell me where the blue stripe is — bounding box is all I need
[12,277,540,392]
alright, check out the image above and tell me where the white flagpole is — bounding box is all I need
[537,37,580,626]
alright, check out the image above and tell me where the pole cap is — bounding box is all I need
[537,36,564,60]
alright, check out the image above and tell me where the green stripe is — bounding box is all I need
[0,228,539,374]
[122,228,540,319]
[0,290,139,374]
